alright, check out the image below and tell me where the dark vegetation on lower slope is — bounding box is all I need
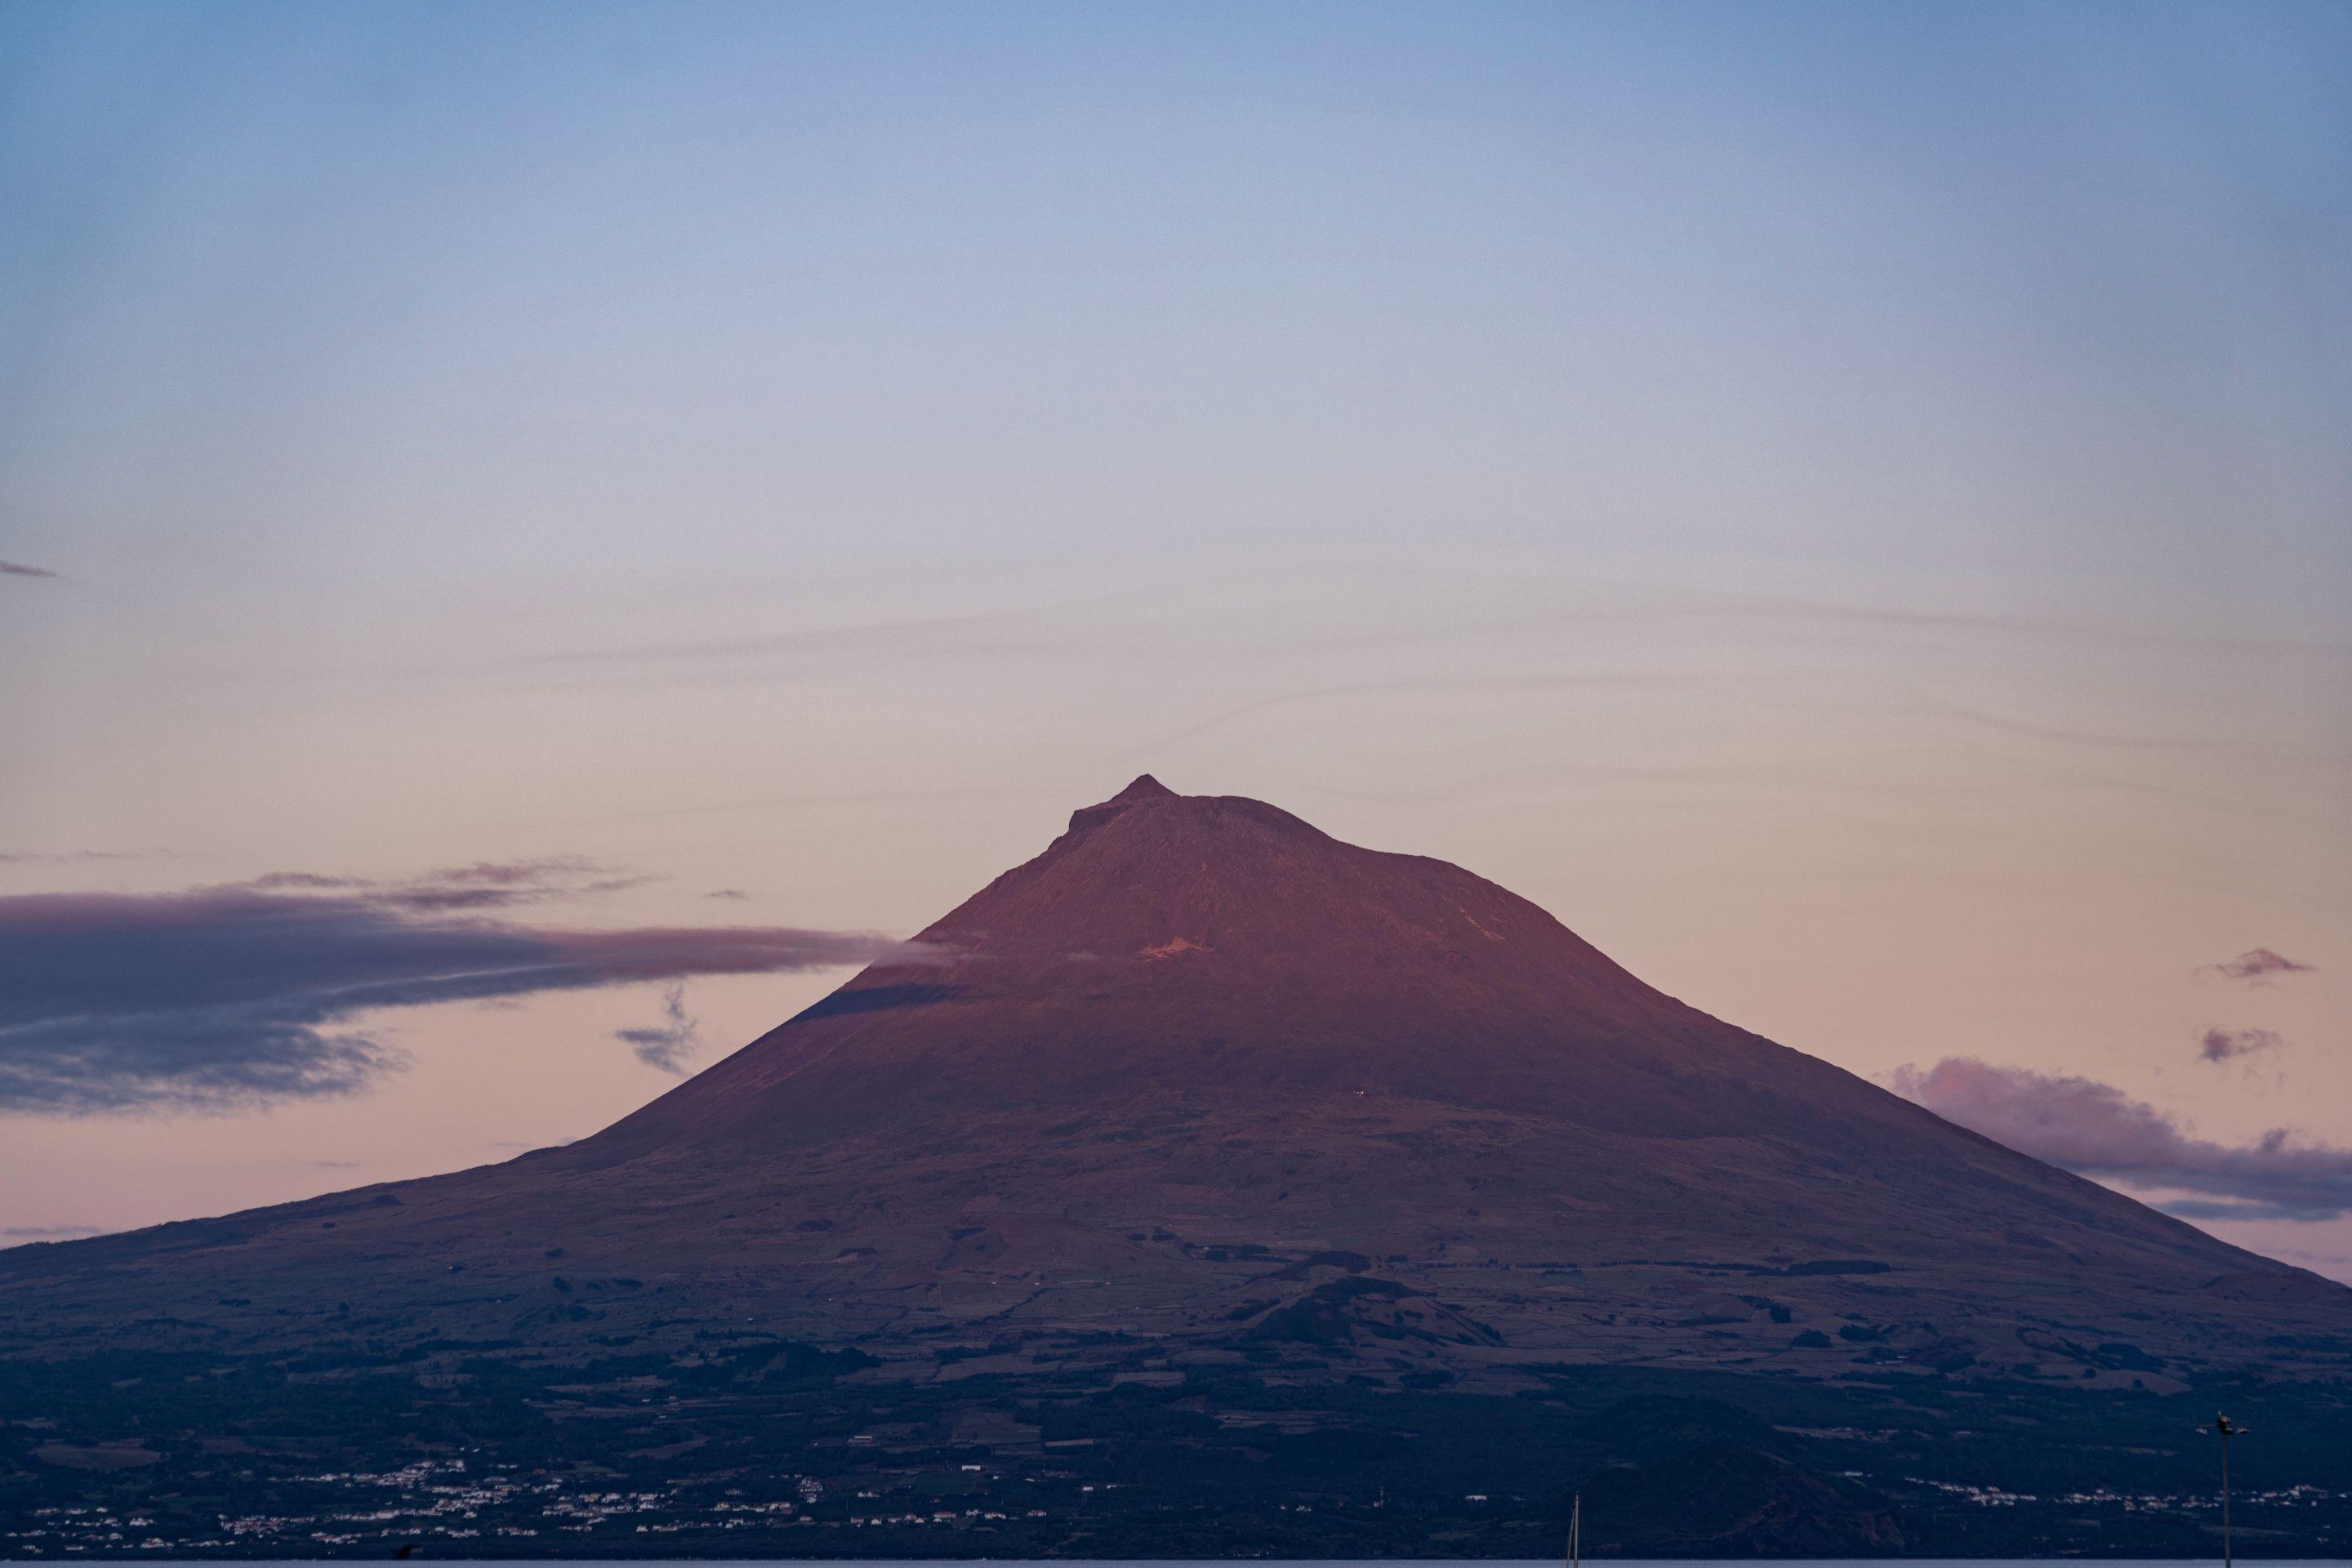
[7,1336,2352,1557]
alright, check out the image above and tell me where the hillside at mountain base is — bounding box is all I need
[5,777,2350,1557]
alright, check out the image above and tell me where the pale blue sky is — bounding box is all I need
[2,2,2348,1267]
[7,2,2348,605]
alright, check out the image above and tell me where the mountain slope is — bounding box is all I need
[6,777,2342,1386]
[10,777,2352,1557]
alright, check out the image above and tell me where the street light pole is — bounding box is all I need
[2207,1414,2246,1568]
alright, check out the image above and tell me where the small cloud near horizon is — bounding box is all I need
[2200,1027,2286,1064]
[1,559,60,579]
[1891,1057,2352,1222]
[2,1223,114,1241]
[2203,948,2317,982]
[705,889,750,901]
[614,982,703,1075]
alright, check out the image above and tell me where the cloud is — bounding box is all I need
[0,871,926,1115]
[0,1223,114,1241]
[1,559,60,579]
[2270,1246,2352,1277]
[1909,694,2352,762]
[2200,1027,2285,1064]
[614,982,703,1074]
[705,889,750,901]
[2203,948,2318,982]
[1891,1057,2352,1221]
[241,858,646,912]
[0,848,159,865]
[500,602,1093,675]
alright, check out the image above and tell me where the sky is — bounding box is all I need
[2,1,2349,1272]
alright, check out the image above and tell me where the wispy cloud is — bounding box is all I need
[1143,672,1679,752]
[0,559,60,579]
[2203,948,2318,982]
[615,982,702,1074]
[479,600,1107,693]
[1,1223,114,1240]
[240,858,647,912]
[0,869,928,1115]
[0,848,161,865]
[704,888,750,901]
[1710,592,2352,662]
[1891,1057,2352,1221]
[2200,1027,2285,1064]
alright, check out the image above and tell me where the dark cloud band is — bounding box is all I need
[1893,1057,2352,1222]
[0,866,919,1115]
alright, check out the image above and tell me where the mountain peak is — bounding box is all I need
[1108,773,1175,804]
[1064,773,1182,837]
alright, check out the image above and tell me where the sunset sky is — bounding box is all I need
[4,2,2348,1272]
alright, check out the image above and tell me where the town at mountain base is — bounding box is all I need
[5,778,2350,1556]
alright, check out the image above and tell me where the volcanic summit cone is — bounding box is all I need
[6,777,2346,1383]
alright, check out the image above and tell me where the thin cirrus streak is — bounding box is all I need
[234,858,653,912]
[466,595,1128,689]
[0,864,929,1116]
[1892,1057,2352,1223]
[0,1223,112,1241]
[1138,672,1689,755]
[0,848,161,864]
[1913,693,2352,762]
[1711,593,2352,661]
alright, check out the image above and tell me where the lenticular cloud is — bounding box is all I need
[0,865,915,1114]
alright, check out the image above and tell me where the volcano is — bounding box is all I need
[7,778,2351,1556]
